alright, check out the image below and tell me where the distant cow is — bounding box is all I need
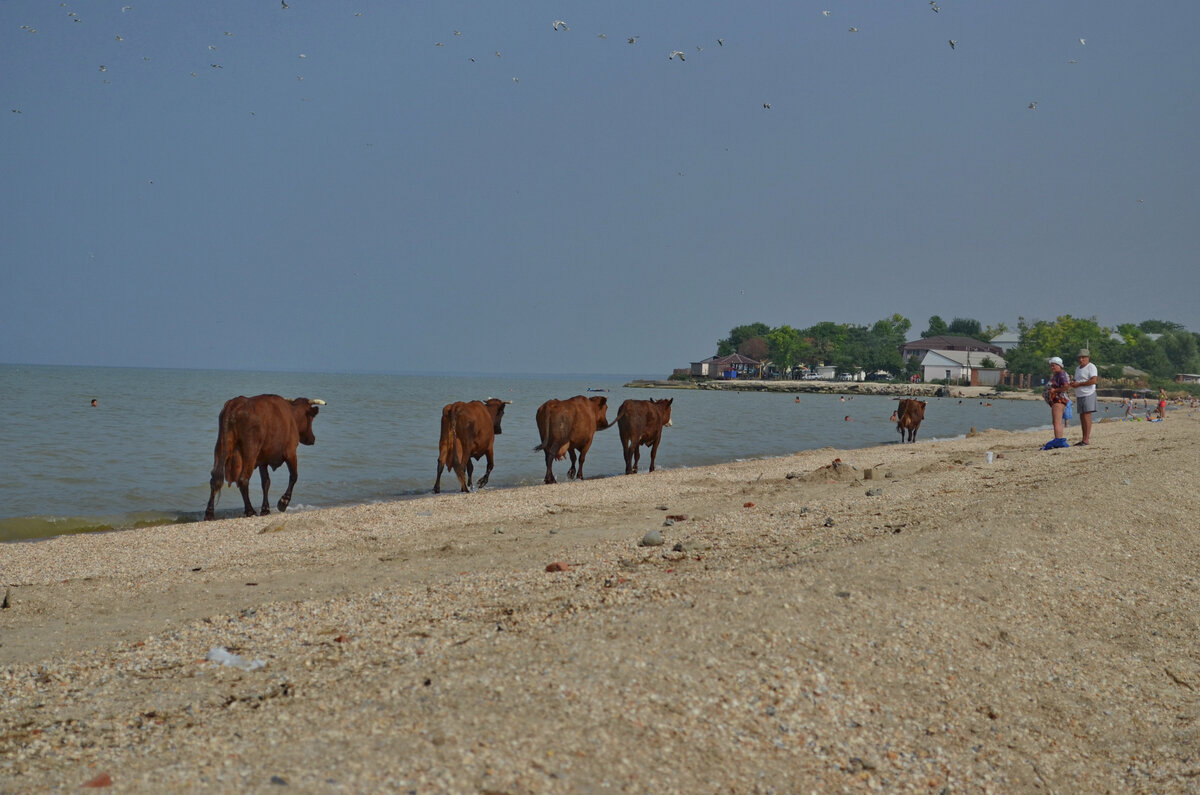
[616,398,673,474]
[896,398,927,443]
[204,395,325,520]
[533,395,614,484]
[434,398,511,493]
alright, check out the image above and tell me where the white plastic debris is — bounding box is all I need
[206,646,266,671]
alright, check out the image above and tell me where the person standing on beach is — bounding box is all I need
[1043,357,1070,447]
[1158,388,1168,420]
[1069,348,1098,445]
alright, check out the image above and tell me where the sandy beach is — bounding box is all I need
[2,414,1198,792]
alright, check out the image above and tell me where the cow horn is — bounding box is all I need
[309,399,326,406]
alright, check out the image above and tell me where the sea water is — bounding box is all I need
[0,364,1051,542]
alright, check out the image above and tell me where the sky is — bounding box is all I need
[3,1,1198,376]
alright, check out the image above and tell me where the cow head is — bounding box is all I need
[293,397,325,445]
[654,397,674,427]
[589,395,611,429]
[484,398,512,435]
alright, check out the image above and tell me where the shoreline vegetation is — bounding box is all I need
[3,417,1198,790]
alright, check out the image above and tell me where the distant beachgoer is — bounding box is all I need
[890,410,898,422]
[1158,389,1168,420]
[795,396,800,403]
[1069,348,1098,445]
[90,398,98,407]
[844,415,852,421]
[1123,397,1133,420]
[1042,357,1070,448]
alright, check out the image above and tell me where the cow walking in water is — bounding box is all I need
[434,398,511,493]
[533,395,614,484]
[895,398,927,443]
[204,395,325,520]
[616,398,673,474]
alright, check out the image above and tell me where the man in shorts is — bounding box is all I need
[1070,348,1099,445]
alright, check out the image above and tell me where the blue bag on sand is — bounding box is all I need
[1041,437,1070,450]
[1064,399,1073,420]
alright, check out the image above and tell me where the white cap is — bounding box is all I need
[1048,356,1063,366]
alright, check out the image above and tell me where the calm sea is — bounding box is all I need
[0,365,1053,542]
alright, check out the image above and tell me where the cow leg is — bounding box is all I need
[543,448,557,484]
[434,459,445,493]
[575,442,592,480]
[647,438,660,472]
[567,449,578,479]
[463,459,474,492]
[258,464,272,515]
[476,452,494,489]
[277,457,299,513]
[235,475,256,517]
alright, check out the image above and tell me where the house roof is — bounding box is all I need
[715,353,762,366]
[920,349,1007,369]
[902,335,1004,356]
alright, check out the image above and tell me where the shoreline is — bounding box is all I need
[2,417,1198,790]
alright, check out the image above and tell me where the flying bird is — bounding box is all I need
[930,2,940,12]
[552,20,569,31]
[717,38,724,46]
[1079,38,1086,45]
[763,102,771,109]
[281,0,288,8]
[627,36,638,44]
[669,50,685,61]
[1028,101,1037,109]
[848,27,858,33]
[822,10,831,17]
[948,39,956,49]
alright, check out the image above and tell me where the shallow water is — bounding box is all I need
[0,365,1052,541]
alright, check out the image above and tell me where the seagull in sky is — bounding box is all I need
[669,50,686,61]
[1028,101,1037,109]
[948,39,956,49]
[281,0,288,8]
[1079,38,1086,45]
[717,38,724,46]
[822,10,831,17]
[763,102,771,109]
[848,27,858,33]
[552,20,569,31]
[627,36,638,45]
[930,2,939,12]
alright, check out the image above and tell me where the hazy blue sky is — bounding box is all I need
[4,1,1197,375]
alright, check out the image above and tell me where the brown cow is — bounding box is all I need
[204,395,325,520]
[896,398,926,443]
[434,398,511,493]
[616,398,673,474]
[533,395,613,484]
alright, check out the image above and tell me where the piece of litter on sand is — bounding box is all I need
[206,646,266,671]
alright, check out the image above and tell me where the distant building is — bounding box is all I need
[690,353,762,379]
[1176,373,1200,384]
[919,349,1007,385]
[990,331,1020,352]
[900,335,1004,362]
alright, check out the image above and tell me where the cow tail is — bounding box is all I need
[447,404,464,470]
[210,408,232,495]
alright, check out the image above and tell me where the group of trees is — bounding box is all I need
[1004,317,1200,381]
[711,314,1200,385]
[716,315,913,377]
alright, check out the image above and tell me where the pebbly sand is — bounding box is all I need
[2,414,1199,792]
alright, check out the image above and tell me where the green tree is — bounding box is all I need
[946,317,984,340]
[717,323,771,356]
[1139,320,1185,334]
[767,325,809,376]
[921,316,948,338]
[982,322,1009,341]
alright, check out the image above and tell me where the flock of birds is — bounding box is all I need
[11,3,1092,116]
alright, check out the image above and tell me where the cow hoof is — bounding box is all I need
[433,485,440,494]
